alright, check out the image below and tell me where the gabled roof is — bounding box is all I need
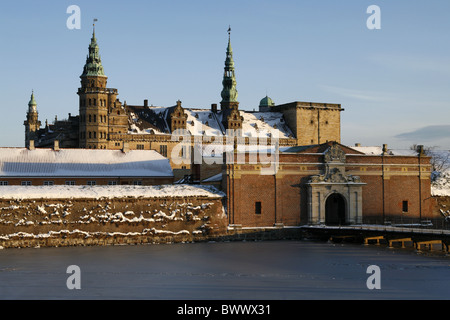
[127,104,294,139]
[0,148,173,177]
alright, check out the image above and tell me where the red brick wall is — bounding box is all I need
[226,151,433,227]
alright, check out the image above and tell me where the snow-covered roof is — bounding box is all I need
[0,148,173,177]
[202,173,223,182]
[241,112,293,139]
[185,109,224,136]
[352,146,418,156]
[126,104,294,139]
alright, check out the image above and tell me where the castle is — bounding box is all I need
[20,25,436,227]
[24,25,343,182]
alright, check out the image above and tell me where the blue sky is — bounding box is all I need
[1,0,450,149]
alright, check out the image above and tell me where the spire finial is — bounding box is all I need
[93,18,98,36]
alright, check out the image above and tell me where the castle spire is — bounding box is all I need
[28,90,37,108]
[221,26,238,104]
[81,19,106,78]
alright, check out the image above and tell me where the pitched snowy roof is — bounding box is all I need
[126,104,293,139]
[240,112,293,139]
[0,148,173,177]
[352,146,418,156]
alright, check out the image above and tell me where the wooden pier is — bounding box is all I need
[301,225,450,253]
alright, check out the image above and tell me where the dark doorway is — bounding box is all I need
[325,193,346,225]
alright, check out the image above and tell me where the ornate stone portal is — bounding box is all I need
[307,143,365,225]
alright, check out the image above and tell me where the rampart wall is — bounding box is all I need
[0,185,228,248]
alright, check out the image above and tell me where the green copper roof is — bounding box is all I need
[28,91,37,107]
[80,27,106,78]
[260,95,275,107]
[221,27,238,103]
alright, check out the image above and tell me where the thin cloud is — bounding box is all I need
[395,125,450,142]
[319,85,391,102]
[367,53,450,75]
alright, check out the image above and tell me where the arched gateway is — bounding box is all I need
[307,143,365,225]
[325,193,346,225]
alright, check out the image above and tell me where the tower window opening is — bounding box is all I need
[255,202,262,215]
[402,201,408,213]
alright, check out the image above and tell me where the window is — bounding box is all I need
[65,181,76,186]
[21,181,32,186]
[402,201,408,213]
[133,180,142,185]
[137,144,144,150]
[255,202,262,215]
[43,181,54,186]
[0,181,8,185]
[87,181,96,186]
[160,145,168,157]
[108,181,118,185]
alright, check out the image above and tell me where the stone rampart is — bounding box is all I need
[0,185,228,248]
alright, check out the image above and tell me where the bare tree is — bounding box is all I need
[410,144,450,180]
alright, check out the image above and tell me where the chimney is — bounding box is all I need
[53,140,60,151]
[144,99,148,107]
[382,144,388,155]
[28,140,35,150]
[122,142,130,153]
[417,145,425,156]
[211,104,217,113]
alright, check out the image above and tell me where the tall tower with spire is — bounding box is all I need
[220,26,243,132]
[78,20,118,149]
[24,91,41,148]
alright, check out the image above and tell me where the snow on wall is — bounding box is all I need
[0,184,225,200]
[0,191,228,248]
